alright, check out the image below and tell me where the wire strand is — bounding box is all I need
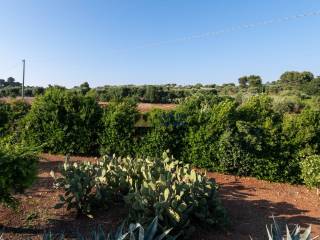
[116,10,320,52]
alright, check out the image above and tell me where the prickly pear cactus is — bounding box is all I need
[100,152,227,237]
[52,152,226,237]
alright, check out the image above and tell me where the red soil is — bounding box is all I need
[0,154,319,240]
[1,97,177,112]
[92,102,177,112]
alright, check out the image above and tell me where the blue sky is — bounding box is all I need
[0,0,320,87]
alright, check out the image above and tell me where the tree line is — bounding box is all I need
[0,77,45,97]
[1,70,319,102]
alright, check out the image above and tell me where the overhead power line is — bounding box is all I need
[118,10,320,51]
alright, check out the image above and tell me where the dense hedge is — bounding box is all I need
[21,88,102,155]
[137,109,187,159]
[178,95,319,183]
[0,101,9,136]
[139,94,317,184]
[2,88,320,184]
[99,99,139,156]
[0,100,30,137]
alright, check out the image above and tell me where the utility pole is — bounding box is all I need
[22,59,25,100]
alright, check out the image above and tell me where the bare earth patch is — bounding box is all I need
[98,102,177,112]
[0,154,319,240]
[0,97,177,113]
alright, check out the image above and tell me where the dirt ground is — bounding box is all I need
[0,97,177,113]
[0,154,319,240]
[86,101,177,112]
[0,97,34,105]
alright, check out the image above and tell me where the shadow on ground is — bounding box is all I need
[202,180,320,240]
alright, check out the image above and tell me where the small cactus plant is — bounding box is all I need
[50,157,102,217]
[265,217,316,240]
[0,217,172,240]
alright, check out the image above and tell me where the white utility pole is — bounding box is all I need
[22,59,25,100]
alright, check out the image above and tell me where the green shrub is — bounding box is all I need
[0,100,30,139]
[284,109,320,154]
[0,101,10,136]
[8,100,30,121]
[301,155,320,191]
[7,100,31,135]
[175,94,226,126]
[180,95,302,183]
[21,88,102,155]
[0,142,38,207]
[235,96,302,183]
[272,96,304,114]
[215,129,251,174]
[183,99,237,169]
[138,109,186,159]
[99,99,139,156]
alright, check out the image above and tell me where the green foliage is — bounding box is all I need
[280,71,314,86]
[52,153,226,237]
[232,96,302,182]
[248,75,263,88]
[119,152,226,237]
[138,110,186,159]
[22,88,102,155]
[9,100,30,118]
[0,142,38,207]
[2,76,319,188]
[175,93,227,126]
[0,100,30,137]
[144,85,158,103]
[0,101,10,136]
[265,217,313,240]
[79,82,91,95]
[301,155,320,190]
[283,108,320,154]
[236,96,284,181]
[13,89,317,185]
[184,99,237,170]
[238,76,248,88]
[180,95,303,183]
[238,75,263,93]
[99,99,139,156]
[51,158,103,216]
[272,96,304,114]
[303,77,320,95]
[96,85,194,103]
[82,71,320,103]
